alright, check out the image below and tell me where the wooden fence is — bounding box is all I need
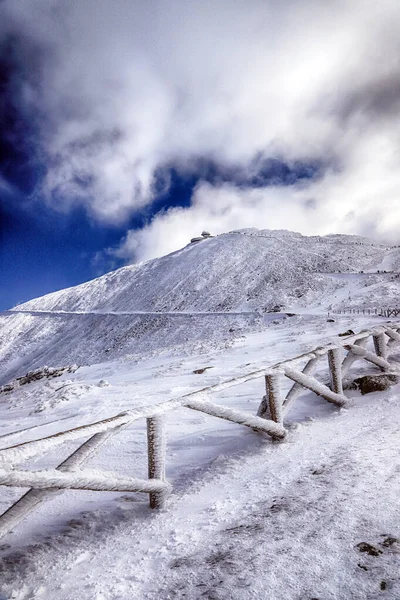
[0,322,399,539]
[336,308,400,317]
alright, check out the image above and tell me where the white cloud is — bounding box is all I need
[2,0,400,255]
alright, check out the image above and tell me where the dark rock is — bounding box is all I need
[353,374,398,395]
[380,536,399,548]
[311,467,324,475]
[343,380,358,391]
[338,329,355,337]
[0,385,14,393]
[193,366,213,374]
[356,542,382,556]
[16,365,78,386]
[380,581,387,591]
[327,318,335,322]
[0,365,78,394]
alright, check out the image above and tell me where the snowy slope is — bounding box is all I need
[1,228,399,383]
[0,229,400,598]
[11,229,398,314]
[0,311,261,386]
[0,312,399,599]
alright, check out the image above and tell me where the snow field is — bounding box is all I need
[0,313,399,598]
[1,228,400,598]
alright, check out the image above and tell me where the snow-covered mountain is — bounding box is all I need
[1,228,400,382]
[12,228,400,314]
[1,229,400,599]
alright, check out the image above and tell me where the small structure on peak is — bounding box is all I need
[190,231,213,243]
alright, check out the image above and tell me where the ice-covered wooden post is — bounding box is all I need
[147,416,167,509]
[328,347,343,395]
[258,371,283,424]
[373,331,388,371]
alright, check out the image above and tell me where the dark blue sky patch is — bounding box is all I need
[0,33,45,197]
[157,156,323,192]
[0,198,129,310]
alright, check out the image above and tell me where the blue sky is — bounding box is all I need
[1,0,400,311]
[0,131,317,311]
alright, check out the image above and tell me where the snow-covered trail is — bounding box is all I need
[0,314,398,599]
[4,310,258,318]
[0,383,399,600]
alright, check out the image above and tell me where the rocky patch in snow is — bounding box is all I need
[351,374,399,395]
[0,365,78,395]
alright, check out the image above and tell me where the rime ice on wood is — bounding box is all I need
[260,371,283,424]
[185,398,286,439]
[384,327,400,348]
[0,428,119,539]
[283,356,320,416]
[0,411,134,466]
[283,366,348,407]
[147,416,168,509]
[373,332,388,370]
[341,337,369,378]
[0,467,171,494]
[345,344,392,372]
[257,395,269,420]
[328,348,343,395]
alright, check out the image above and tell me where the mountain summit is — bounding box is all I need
[13,229,399,314]
[1,228,399,381]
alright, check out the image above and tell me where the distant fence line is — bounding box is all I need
[0,322,399,539]
[336,308,400,318]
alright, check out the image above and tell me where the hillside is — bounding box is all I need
[0,229,400,599]
[1,229,400,383]
[0,312,399,599]
[13,229,399,314]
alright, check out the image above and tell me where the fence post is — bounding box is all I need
[147,416,167,509]
[373,332,388,371]
[328,347,343,395]
[258,371,283,424]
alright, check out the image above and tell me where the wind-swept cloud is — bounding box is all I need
[2,0,400,259]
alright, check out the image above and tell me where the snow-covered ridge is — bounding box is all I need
[1,228,400,382]
[11,229,398,314]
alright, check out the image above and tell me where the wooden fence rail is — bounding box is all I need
[336,307,400,317]
[0,322,399,539]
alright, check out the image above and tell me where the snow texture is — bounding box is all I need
[184,398,286,439]
[0,229,400,599]
[0,467,170,493]
[283,366,348,407]
[1,229,400,384]
[345,344,393,371]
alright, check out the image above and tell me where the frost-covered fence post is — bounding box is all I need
[373,332,388,371]
[147,416,167,509]
[328,347,343,395]
[258,371,283,424]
